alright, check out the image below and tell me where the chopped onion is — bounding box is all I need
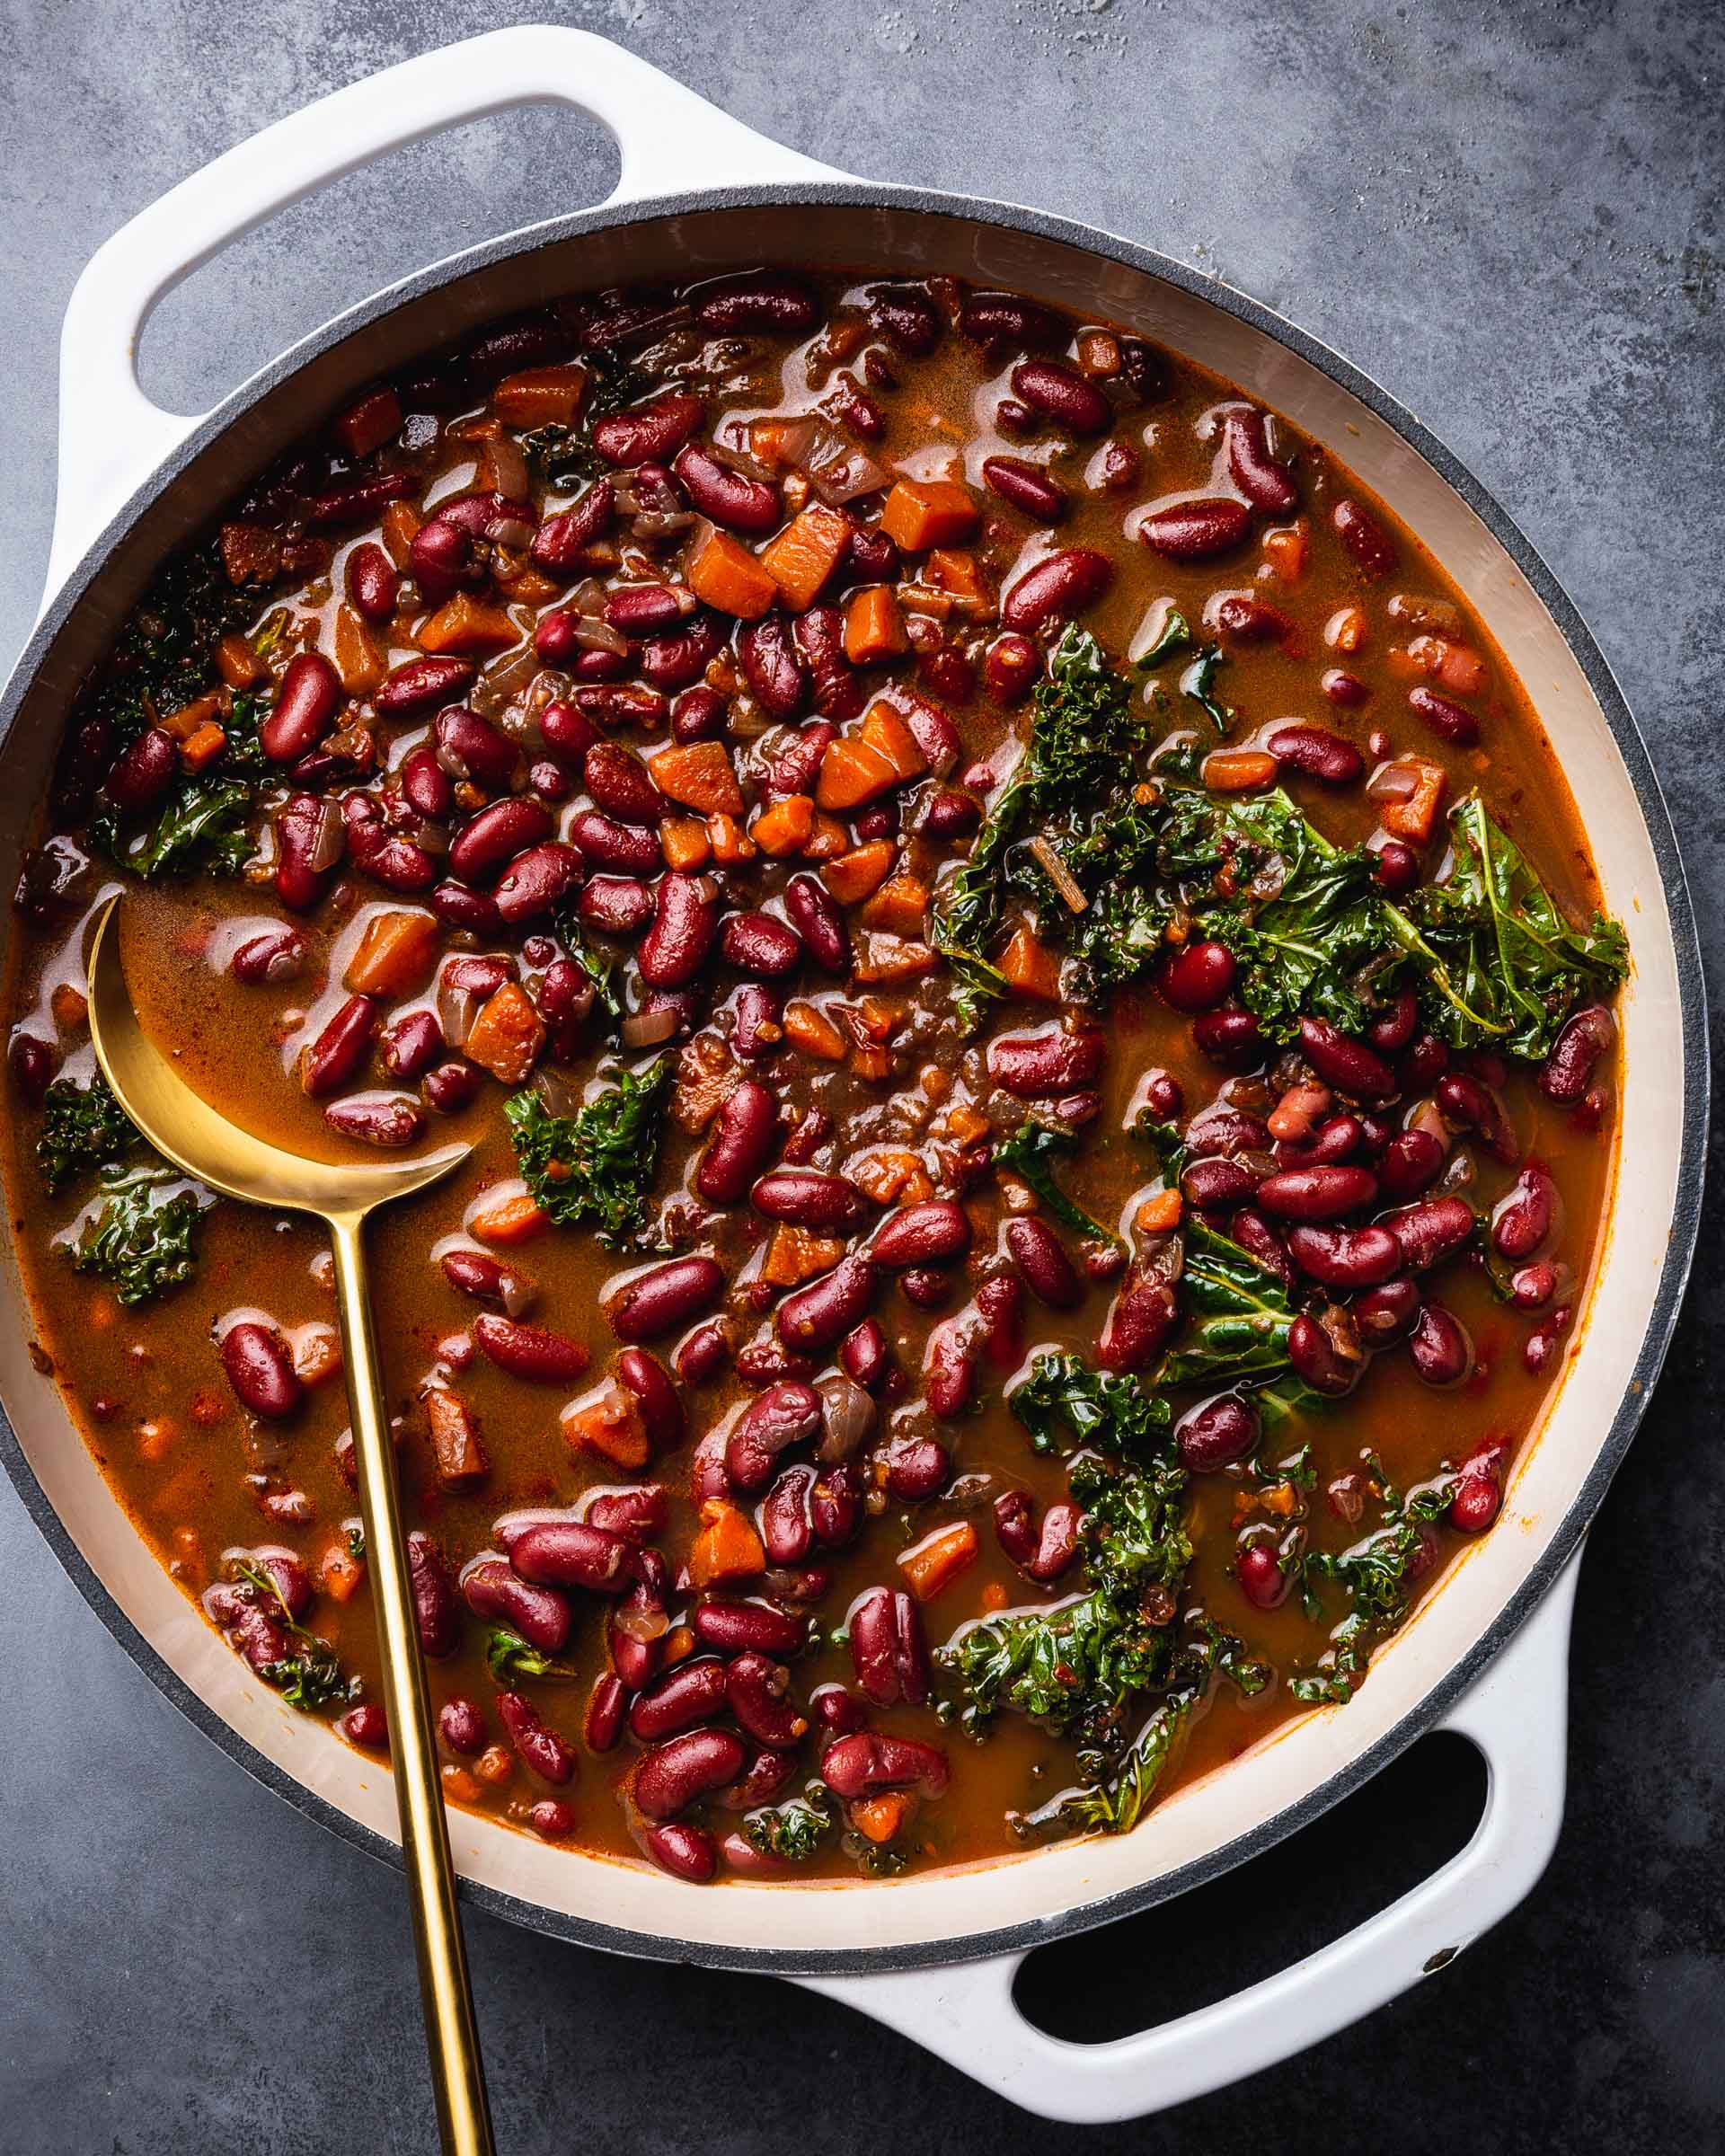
[816,1374,876,1462]
[1030,835,1087,914]
[615,1600,671,1644]
[305,798,345,875]
[809,444,890,506]
[710,440,776,483]
[574,617,630,655]
[486,440,530,503]
[1367,761,1420,802]
[489,515,535,552]
[621,1004,680,1047]
[631,510,696,540]
[437,980,480,1050]
[499,1267,535,1320]
[534,1068,585,1118]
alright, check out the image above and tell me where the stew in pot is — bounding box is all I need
[3,268,1625,1882]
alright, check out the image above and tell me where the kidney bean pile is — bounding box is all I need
[3,265,1622,1881]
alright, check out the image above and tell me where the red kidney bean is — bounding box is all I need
[429,881,502,935]
[1254,1163,1378,1220]
[593,392,704,468]
[325,1093,424,1148]
[261,653,342,764]
[777,1253,876,1352]
[677,1323,732,1390]
[530,480,615,572]
[639,614,721,693]
[473,1313,589,1383]
[460,1556,570,1653]
[811,1683,867,1737]
[868,283,942,353]
[1366,986,1420,1056]
[1287,1312,1362,1395]
[1230,1206,1295,1288]
[635,1727,748,1819]
[838,1319,889,1392]
[1407,1301,1473,1385]
[422,1061,480,1115]
[983,632,1039,706]
[1349,1282,1420,1352]
[1450,1474,1503,1533]
[729,983,783,1062]
[726,1653,809,1749]
[644,1821,716,1880]
[822,1731,948,1799]
[725,1381,821,1493]
[916,786,982,840]
[538,691,601,759]
[376,657,474,720]
[609,1256,724,1343]
[7,1034,57,1106]
[1012,359,1110,435]
[346,541,398,623]
[630,1658,728,1743]
[444,954,515,1001]
[300,995,378,1097]
[608,1565,668,1693]
[585,1487,669,1545]
[739,614,807,720]
[1372,837,1420,893]
[1409,685,1480,747]
[1287,1223,1402,1288]
[1540,1003,1614,1101]
[1236,1544,1288,1610]
[695,1081,779,1206]
[497,1691,576,1785]
[508,1517,635,1595]
[871,1200,971,1269]
[615,1348,684,1454]
[585,742,666,826]
[959,290,1063,353]
[1298,1016,1396,1100]
[982,455,1066,522]
[341,1703,388,1751]
[1024,1500,1082,1582]
[1386,1191,1481,1274]
[400,744,455,823]
[439,1697,487,1756]
[579,876,653,936]
[447,798,553,886]
[921,1317,980,1418]
[1491,1166,1558,1259]
[1097,1271,1180,1373]
[102,726,178,812]
[899,1268,951,1312]
[1001,547,1113,632]
[1214,594,1291,642]
[1435,1070,1517,1162]
[782,873,851,976]
[639,872,721,987]
[1138,498,1252,560]
[440,1248,533,1310]
[1187,1103,1269,1156]
[1181,1155,1262,1210]
[603,583,690,635]
[1223,408,1299,512]
[670,443,780,533]
[975,1276,1022,1372]
[570,809,662,877]
[576,1674,625,1754]
[694,1600,806,1657]
[1265,722,1362,783]
[526,1798,578,1841]
[1278,1114,1364,1170]
[761,1463,814,1565]
[750,1169,868,1233]
[342,799,438,895]
[793,605,863,721]
[1402,1035,1450,1091]
[666,684,725,746]
[1176,1392,1261,1472]
[986,1024,1104,1098]
[231,925,308,985]
[720,910,802,977]
[1193,1008,1269,1067]
[878,1437,948,1503]
[1157,940,1238,1013]
[408,516,473,604]
[847,1586,928,1708]
[694,272,817,333]
[1332,499,1397,578]
[220,1321,303,1420]
[406,1532,459,1658]
[1003,1215,1084,1310]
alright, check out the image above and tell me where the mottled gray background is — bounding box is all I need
[1,1,1721,2150]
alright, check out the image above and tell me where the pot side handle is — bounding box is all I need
[46,25,845,603]
[797,1549,1580,2126]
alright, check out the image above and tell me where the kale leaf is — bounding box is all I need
[1178,643,1233,734]
[93,689,270,881]
[37,1074,137,1191]
[1289,1463,1458,1704]
[85,543,256,751]
[229,1559,349,1713]
[486,1627,577,1683]
[66,1163,211,1304]
[743,1785,838,1862]
[1154,1216,1303,1393]
[1009,1350,1171,1460]
[504,1057,673,1250]
[995,1118,1120,1247]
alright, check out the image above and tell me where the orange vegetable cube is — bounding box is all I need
[687,1499,765,1588]
[218,522,281,587]
[801,811,850,861]
[783,1003,848,1060]
[687,526,778,618]
[650,740,744,816]
[822,841,897,906]
[849,1149,934,1205]
[854,934,938,986]
[858,702,929,782]
[898,1520,979,1601]
[750,793,815,856]
[469,1187,550,1246]
[844,585,909,663]
[380,499,422,566]
[1379,761,1447,846]
[320,1543,366,1603]
[1261,521,1308,581]
[758,504,853,610]
[1136,1188,1184,1233]
[491,362,590,429]
[464,982,546,1084]
[853,1791,912,1845]
[332,602,386,694]
[660,817,712,870]
[562,1381,650,1471]
[925,549,989,607]
[761,1224,846,1287]
[879,478,979,552]
[861,874,930,938]
[425,1388,489,1489]
[706,812,756,865]
[998,923,1063,1003]
[815,735,899,812]
[214,633,267,690]
[179,720,228,772]
[333,385,402,461]
[418,593,519,657]
[345,909,441,997]
[1203,747,1278,794]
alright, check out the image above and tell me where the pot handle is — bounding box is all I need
[798,1548,1580,2125]
[46,25,843,600]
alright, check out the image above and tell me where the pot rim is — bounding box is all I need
[0,177,1708,1976]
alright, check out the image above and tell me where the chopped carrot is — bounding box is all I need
[849,1148,933,1205]
[213,633,267,690]
[844,585,908,663]
[801,810,850,861]
[750,793,815,856]
[345,909,441,997]
[748,417,805,468]
[898,1520,979,1602]
[853,1791,912,1845]
[1203,747,1278,793]
[320,1544,366,1603]
[418,593,518,657]
[861,873,930,938]
[822,840,897,906]
[180,720,227,772]
[469,1187,550,1245]
[879,478,979,552]
[942,1102,991,1146]
[761,1224,846,1286]
[650,740,744,816]
[758,504,854,610]
[494,563,562,606]
[814,734,899,811]
[660,816,712,870]
[380,499,422,566]
[333,385,402,461]
[1379,760,1447,845]
[464,982,546,1083]
[661,1624,696,1665]
[687,526,778,618]
[998,923,1063,1003]
[924,548,989,607]
[979,1580,1011,1613]
[1136,1188,1184,1233]
[687,1499,765,1588]
[854,934,938,986]
[491,362,590,429]
[49,983,88,1031]
[333,602,386,694]
[159,690,226,743]
[1261,521,1308,581]
[783,1002,848,1060]
[425,1388,489,1488]
[858,702,929,782]
[562,1382,650,1471]
[706,812,756,865]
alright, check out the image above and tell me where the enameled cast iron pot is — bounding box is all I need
[0,28,1706,2125]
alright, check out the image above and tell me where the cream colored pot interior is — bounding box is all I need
[0,201,1684,1960]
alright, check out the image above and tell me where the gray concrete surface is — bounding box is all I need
[1,1,1721,2149]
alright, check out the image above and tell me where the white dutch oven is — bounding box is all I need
[0,26,1706,2126]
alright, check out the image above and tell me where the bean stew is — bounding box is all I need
[3,268,1625,1884]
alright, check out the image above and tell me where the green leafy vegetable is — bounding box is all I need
[84,543,257,750]
[504,1057,673,1250]
[1178,643,1232,734]
[743,1785,838,1862]
[1154,1217,1305,1393]
[1137,608,1192,668]
[486,1627,577,1683]
[65,1163,211,1304]
[552,906,625,1021]
[1009,1351,1170,1460]
[92,689,270,881]
[1289,1462,1458,1704]
[230,1559,349,1714]
[37,1074,137,1191]
[995,1118,1120,1248]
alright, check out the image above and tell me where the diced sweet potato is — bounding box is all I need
[425,1388,489,1489]
[333,385,402,461]
[761,1224,847,1286]
[924,549,989,607]
[858,702,929,782]
[345,910,441,997]
[1202,747,1278,794]
[849,1148,934,1205]
[159,691,226,744]
[1379,760,1447,845]
[214,633,267,690]
[854,934,938,986]
[844,585,908,664]
[860,874,930,938]
[998,923,1063,1003]
[219,522,282,587]
[687,527,778,618]
[320,1543,366,1603]
[332,603,386,694]
[750,793,815,856]
[1136,1188,1184,1233]
[814,734,899,811]
[491,362,589,429]
[687,1499,765,1587]
[464,982,546,1083]
[660,817,712,870]
[758,505,853,610]
[561,1381,650,1471]
[801,811,850,861]
[650,741,744,816]
[822,840,897,906]
[380,499,421,566]
[706,812,756,864]
[180,721,227,772]
[853,1791,913,1844]
[783,1003,848,1061]
[469,1187,550,1245]
[898,1520,978,1601]
[418,593,519,657]
[879,478,978,552]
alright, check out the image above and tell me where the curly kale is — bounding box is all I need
[37,1074,137,1192]
[1009,1351,1170,1461]
[504,1057,673,1250]
[84,542,257,751]
[65,1163,211,1305]
[743,1785,838,1863]
[1289,1462,1460,1704]
[229,1560,349,1714]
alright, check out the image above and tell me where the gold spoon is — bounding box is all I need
[85,894,495,2156]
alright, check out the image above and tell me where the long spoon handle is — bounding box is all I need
[329,1213,495,2156]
